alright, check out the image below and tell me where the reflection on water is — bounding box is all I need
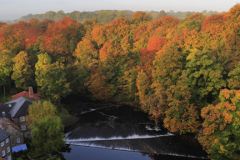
[62,145,207,160]
[62,96,208,160]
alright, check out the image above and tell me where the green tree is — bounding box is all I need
[11,51,35,90]
[154,10,167,20]
[43,11,56,20]
[228,62,240,90]
[184,48,227,107]
[32,117,65,155]
[0,50,14,98]
[54,10,65,21]
[35,53,70,107]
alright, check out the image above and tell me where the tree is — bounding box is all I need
[43,17,85,61]
[136,70,167,123]
[164,75,200,134]
[32,117,65,155]
[11,51,35,90]
[133,23,153,51]
[26,100,58,130]
[0,21,43,54]
[54,10,65,21]
[228,62,240,90]
[184,48,227,107]
[199,14,227,51]
[74,38,99,70]
[43,11,56,20]
[198,89,240,160]
[0,50,14,99]
[153,10,167,20]
[105,17,131,42]
[35,53,70,107]
[132,11,152,25]
[83,19,102,33]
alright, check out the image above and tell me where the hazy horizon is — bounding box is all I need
[0,0,239,21]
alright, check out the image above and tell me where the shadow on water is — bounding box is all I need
[61,95,209,160]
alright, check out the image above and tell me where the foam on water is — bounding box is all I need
[98,112,118,120]
[67,141,137,151]
[64,132,174,142]
[145,125,161,131]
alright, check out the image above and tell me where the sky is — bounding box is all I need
[0,0,239,21]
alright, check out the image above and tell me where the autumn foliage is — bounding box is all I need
[2,5,240,159]
[198,89,240,159]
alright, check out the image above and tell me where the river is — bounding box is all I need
[61,95,208,160]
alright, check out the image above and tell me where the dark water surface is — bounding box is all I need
[61,95,208,160]
[62,145,206,160]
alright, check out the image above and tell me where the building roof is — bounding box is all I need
[6,97,36,118]
[11,91,40,100]
[7,119,21,131]
[0,103,15,119]
[0,129,10,142]
[0,118,21,131]
[14,101,32,117]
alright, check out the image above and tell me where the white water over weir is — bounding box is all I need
[64,132,174,142]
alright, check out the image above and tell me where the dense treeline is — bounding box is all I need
[0,4,240,159]
[2,9,220,24]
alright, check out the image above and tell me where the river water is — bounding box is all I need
[61,95,208,160]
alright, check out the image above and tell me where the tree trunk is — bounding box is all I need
[204,79,207,89]
[3,85,5,100]
[58,99,61,112]
[9,82,11,94]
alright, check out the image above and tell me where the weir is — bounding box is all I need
[64,132,174,142]
[61,96,208,160]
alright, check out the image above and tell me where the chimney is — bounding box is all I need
[0,117,8,130]
[29,87,34,98]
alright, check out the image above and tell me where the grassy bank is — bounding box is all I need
[57,105,72,122]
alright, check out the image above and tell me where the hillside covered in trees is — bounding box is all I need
[2,9,220,24]
[1,4,240,160]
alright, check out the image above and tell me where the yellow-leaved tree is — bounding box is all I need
[26,100,58,130]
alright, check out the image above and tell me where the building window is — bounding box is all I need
[21,125,26,131]
[7,146,10,153]
[20,116,25,122]
[17,137,20,143]
[7,155,11,160]
[24,133,28,137]
[6,138,9,143]
[2,150,5,157]
[1,141,4,147]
